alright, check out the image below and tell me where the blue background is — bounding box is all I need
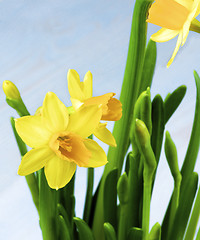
[0,0,200,238]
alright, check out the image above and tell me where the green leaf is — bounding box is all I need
[104,223,117,240]
[164,85,187,124]
[73,217,95,240]
[127,227,143,240]
[39,169,58,240]
[151,94,165,164]
[57,203,73,240]
[181,71,200,181]
[126,153,142,229]
[140,39,157,92]
[83,168,94,224]
[184,185,200,240]
[168,172,198,240]
[58,215,71,240]
[148,222,161,240]
[104,169,118,231]
[58,174,75,225]
[162,72,200,238]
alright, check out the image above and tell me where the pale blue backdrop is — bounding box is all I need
[1,0,200,239]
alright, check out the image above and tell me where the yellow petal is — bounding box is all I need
[83,139,108,167]
[67,104,102,138]
[182,20,190,45]
[83,71,93,99]
[42,92,69,132]
[167,32,183,67]
[70,98,83,110]
[44,155,76,189]
[175,0,193,11]
[67,69,85,101]
[15,116,51,148]
[18,147,54,175]
[94,122,116,147]
[150,28,179,42]
[147,0,189,30]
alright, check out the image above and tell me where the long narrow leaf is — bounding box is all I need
[168,172,198,240]
[181,71,200,181]
[104,169,118,231]
[140,39,157,92]
[104,223,117,240]
[73,217,95,240]
[83,168,94,224]
[164,85,187,124]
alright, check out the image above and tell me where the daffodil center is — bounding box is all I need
[57,136,72,153]
[49,131,91,167]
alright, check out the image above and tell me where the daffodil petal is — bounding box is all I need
[94,123,116,147]
[67,104,102,138]
[167,32,183,67]
[174,0,193,11]
[45,155,76,189]
[83,139,108,167]
[15,116,51,148]
[18,147,54,175]
[42,92,69,132]
[182,21,190,45]
[83,71,93,99]
[70,98,83,110]
[150,28,179,42]
[67,69,85,101]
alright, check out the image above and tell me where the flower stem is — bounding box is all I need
[184,185,200,240]
[92,0,151,238]
[142,181,151,240]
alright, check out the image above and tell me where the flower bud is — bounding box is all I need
[117,172,128,205]
[3,80,21,100]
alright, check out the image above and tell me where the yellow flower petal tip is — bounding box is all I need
[147,0,200,66]
[15,92,107,190]
[2,80,21,100]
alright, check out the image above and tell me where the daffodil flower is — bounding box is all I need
[15,92,107,190]
[147,0,200,67]
[67,69,122,147]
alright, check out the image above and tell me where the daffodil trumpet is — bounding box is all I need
[147,0,200,67]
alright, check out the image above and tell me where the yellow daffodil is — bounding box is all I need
[67,69,122,147]
[15,92,107,190]
[147,0,200,67]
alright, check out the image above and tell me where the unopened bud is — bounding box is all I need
[3,80,21,100]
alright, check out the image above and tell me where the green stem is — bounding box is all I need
[184,185,200,240]
[196,227,200,240]
[168,180,181,238]
[83,168,94,224]
[118,203,128,240]
[142,182,151,240]
[92,0,151,238]
[39,169,58,240]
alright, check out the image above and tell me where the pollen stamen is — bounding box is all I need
[58,136,72,152]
